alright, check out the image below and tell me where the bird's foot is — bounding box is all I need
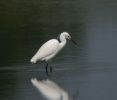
[46,65,53,77]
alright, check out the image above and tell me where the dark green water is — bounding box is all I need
[0,0,117,100]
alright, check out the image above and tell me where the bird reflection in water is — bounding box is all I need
[31,78,71,100]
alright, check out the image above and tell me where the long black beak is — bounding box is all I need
[71,38,78,46]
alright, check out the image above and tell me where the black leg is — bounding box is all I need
[49,66,53,73]
[45,63,49,76]
[45,63,53,76]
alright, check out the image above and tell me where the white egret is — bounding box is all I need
[31,78,70,100]
[30,32,77,75]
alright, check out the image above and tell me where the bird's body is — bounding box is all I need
[30,32,70,64]
[30,39,66,63]
[31,78,70,100]
[30,32,76,75]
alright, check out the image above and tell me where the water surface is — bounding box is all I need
[0,0,117,100]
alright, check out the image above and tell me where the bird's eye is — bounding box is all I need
[67,35,71,39]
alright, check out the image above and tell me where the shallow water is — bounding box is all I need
[1,0,117,100]
[1,62,117,100]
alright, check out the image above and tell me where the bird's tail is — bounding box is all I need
[30,57,37,64]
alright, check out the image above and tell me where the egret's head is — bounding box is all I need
[61,32,71,40]
[60,32,78,46]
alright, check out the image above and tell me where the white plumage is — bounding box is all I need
[30,32,71,63]
[31,78,70,100]
[30,39,59,63]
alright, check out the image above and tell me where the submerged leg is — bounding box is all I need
[49,66,53,73]
[45,63,49,76]
[45,63,53,76]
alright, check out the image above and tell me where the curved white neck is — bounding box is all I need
[59,35,67,49]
